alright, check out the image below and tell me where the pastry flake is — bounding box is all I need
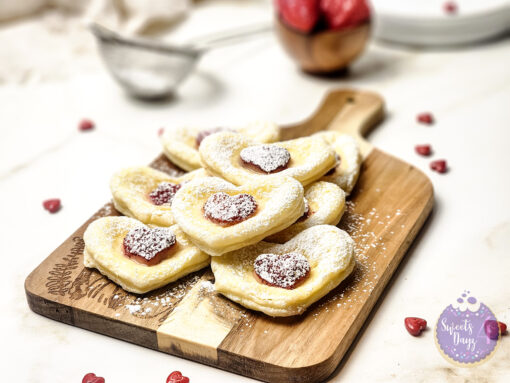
[171,176,305,256]
[161,121,280,171]
[199,132,337,186]
[83,217,210,294]
[211,225,355,317]
[315,131,361,195]
[110,166,208,227]
[266,181,346,243]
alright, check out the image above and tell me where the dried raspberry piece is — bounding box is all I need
[204,192,257,225]
[240,144,290,173]
[43,198,61,213]
[430,159,448,173]
[443,1,458,14]
[79,119,95,131]
[254,252,310,289]
[166,371,189,383]
[123,226,176,265]
[158,127,165,136]
[417,112,434,125]
[415,144,432,156]
[82,373,105,383]
[499,321,507,335]
[149,182,181,206]
[404,317,427,336]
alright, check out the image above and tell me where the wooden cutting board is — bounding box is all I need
[25,89,433,383]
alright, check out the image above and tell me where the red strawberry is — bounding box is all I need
[404,317,427,336]
[43,198,61,213]
[320,0,371,30]
[166,371,190,383]
[415,144,432,156]
[277,0,319,32]
[82,373,105,383]
[79,119,95,131]
[430,159,448,173]
[417,112,434,125]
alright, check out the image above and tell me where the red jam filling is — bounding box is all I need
[297,198,310,222]
[149,182,181,206]
[196,127,233,148]
[123,226,176,266]
[253,252,310,289]
[240,144,290,173]
[203,192,257,226]
[325,154,341,176]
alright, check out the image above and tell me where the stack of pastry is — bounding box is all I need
[83,122,361,316]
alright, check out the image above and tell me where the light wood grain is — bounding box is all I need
[25,89,433,383]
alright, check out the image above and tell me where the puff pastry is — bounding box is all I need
[266,181,346,243]
[110,166,208,227]
[314,131,361,195]
[171,176,305,256]
[199,132,336,186]
[83,217,210,294]
[160,121,280,171]
[211,225,355,316]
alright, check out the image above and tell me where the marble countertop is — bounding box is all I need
[2,2,509,382]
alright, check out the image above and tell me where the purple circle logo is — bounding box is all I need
[435,291,500,366]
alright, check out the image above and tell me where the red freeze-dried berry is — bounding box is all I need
[443,1,458,14]
[79,119,95,131]
[430,159,448,173]
[43,198,61,213]
[167,371,190,383]
[405,317,427,336]
[415,144,432,156]
[498,321,507,335]
[158,127,165,136]
[417,112,434,125]
[82,373,105,383]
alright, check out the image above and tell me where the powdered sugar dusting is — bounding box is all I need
[149,182,181,206]
[123,226,176,261]
[203,192,257,224]
[254,252,310,289]
[240,144,290,173]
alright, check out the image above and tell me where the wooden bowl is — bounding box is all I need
[275,18,371,74]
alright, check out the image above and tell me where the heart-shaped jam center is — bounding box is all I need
[196,127,234,147]
[240,144,290,173]
[149,182,182,206]
[123,226,176,265]
[204,192,257,225]
[254,252,310,289]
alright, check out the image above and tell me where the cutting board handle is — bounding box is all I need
[280,89,385,157]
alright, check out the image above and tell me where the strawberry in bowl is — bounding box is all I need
[275,0,371,73]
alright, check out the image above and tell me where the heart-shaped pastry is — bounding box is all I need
[211,225,355,316]
[83,216,210,294]
[110,166,208,227]
[199,132,336,186]
[266,181,346,243]
[171,176,305,256]
[314,131,361,195]
[161,121,280,171]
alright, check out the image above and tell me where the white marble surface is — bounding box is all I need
[1,1,510,382]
